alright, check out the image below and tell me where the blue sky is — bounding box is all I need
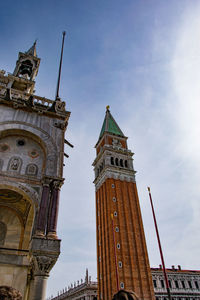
[1,0,200,298]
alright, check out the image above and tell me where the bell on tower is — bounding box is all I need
[11,41,40,93]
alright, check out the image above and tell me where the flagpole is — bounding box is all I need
[111,213,120,291]
[147,187,172,300]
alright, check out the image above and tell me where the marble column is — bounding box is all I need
[35,178,51,237]
[29,254,56,300]
[29,238,60,300]
[29,275,48,300]
[47,180,63,239]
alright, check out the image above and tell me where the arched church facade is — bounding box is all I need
[0,43,70,299]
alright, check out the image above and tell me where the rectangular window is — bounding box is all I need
[181,281,185,289]
[175,280,179,288]
[195,281,199,289]
[153,280,157,288]
[160,280,165,288]
[188,281,192,289]
[168,280,172,289]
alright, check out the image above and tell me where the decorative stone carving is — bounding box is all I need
[55,100,65,113]
[0,143,9,152]
[28,149,39,158]
[54,121,67,130]
[0,286,22,300]
[7,156,22,172]
[112,138,122,149]
[30,237,60,277]
[52,179,64,190]
[34,255,57,275]
[47,155,56,174]
[26,163,38,176]
[42,176,53,187]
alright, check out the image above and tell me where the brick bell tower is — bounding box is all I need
[93,107,155,300]
[0,41,70,299]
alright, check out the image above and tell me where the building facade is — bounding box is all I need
[47,270,97,300]
[48,267,200,300]
[92,107,155,300]
[0,43,70,299]
[152,266,200,300]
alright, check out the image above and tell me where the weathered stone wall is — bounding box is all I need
[0,263,28,298]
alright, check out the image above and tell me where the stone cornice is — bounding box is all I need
[0,84,70,120]
[94,166,136,190]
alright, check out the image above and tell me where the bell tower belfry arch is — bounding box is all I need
[0,42,70,300]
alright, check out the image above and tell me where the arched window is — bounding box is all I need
[120,159,123,167]
[125,160,128,168]
[111,157,114,165]
[19,59,33,78]
[115,158,119,166]
[0,221,7,246]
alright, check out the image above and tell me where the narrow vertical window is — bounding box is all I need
[160,280,164,288]
[188,281,192,289]
[120,159,123,167]
[175,280,179,288]
[169,280,172,289]
[153,280,157,288]
[181,281,185,289]
[111,157,114,165]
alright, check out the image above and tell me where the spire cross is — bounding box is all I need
[55,31,66,101]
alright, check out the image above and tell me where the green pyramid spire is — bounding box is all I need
[99,106,125,140]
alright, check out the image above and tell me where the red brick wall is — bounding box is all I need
[96,178,155,300]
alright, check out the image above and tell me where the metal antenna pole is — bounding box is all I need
[147,187,172,300]
[55,31,66,100]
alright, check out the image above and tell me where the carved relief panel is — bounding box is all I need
[0,135,45,178]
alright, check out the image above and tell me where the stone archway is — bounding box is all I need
[0,187,35,250]
[0,286,22,300]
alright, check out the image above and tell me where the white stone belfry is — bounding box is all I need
[0,42,70,300]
